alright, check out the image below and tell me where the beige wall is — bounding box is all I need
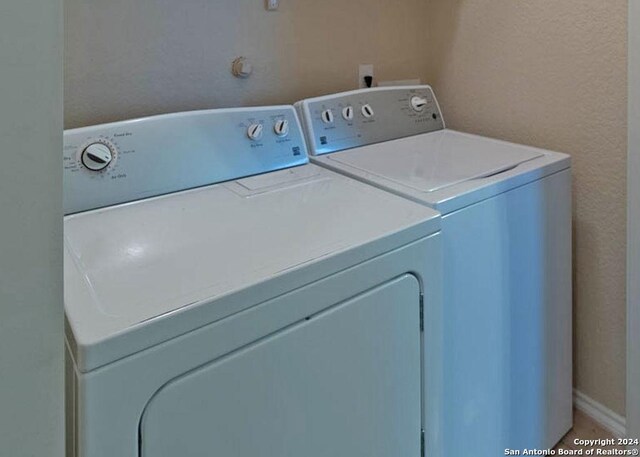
[64,0,430,128]
[65,0,629,417]
[425,0,628,415]
[628,0,640,436]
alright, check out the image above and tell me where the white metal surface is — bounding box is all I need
[439,170,572,455]
[326,129,543,193]
[315,130,569,214]
[64,106,443,457]
[141,275,422,457]
[63,106,307,214]
[65,163,440,372]
[298,86,573,456]
[295,86,445,156]
[66,234,442,457]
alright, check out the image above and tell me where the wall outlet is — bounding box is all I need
[266,0,279,11]
[358,64,374,88]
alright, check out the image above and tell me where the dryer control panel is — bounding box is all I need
[296,86,445,156]
[63,106,308,214]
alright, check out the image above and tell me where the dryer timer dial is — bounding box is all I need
[81,143,114,171]
[274,119,289,137]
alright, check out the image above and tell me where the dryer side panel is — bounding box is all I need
[140,275,423,457]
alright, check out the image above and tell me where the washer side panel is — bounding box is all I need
[439,169,572,455]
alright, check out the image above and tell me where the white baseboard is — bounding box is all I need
[574,389,626,438]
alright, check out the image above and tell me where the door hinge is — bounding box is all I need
[419,293,424,332]
[421,428,425,457]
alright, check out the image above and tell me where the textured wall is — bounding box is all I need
[627,0,640,436]
[65,0,629,417]
[425,0,628,414]
[64,0,430,128]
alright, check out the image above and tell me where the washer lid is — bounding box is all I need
[64,164,440,372]
[327,129,543,193]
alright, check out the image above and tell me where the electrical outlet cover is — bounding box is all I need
[358,64,374,88]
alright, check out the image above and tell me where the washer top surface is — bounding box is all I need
[326,129,543,193]
[62,106,440,372]
[297,86,571,213]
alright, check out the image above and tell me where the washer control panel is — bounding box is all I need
[296,85,444,156]
[63,106,308,214]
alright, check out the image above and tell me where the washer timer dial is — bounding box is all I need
[410,96,428,112]
[81,143,114,171]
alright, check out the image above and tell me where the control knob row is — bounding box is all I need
[247,119,289,141]
[320,96,429,125]
[321,104,374,124]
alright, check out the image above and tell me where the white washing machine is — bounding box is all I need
[296,86,572,456]
[63,105,442,457]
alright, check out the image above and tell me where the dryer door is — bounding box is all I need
[140,274,422,457]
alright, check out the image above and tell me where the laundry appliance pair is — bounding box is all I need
[64,86,571,457]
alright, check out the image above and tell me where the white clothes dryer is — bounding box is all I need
[63,106,442,457]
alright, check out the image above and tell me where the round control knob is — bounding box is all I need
[321,109,334,124]
[274,119,289,137]
[247,123,264,141]
[361,104,374,118]
[411,96,429,112]
[81,143,113,171]
[342,106,354,121]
